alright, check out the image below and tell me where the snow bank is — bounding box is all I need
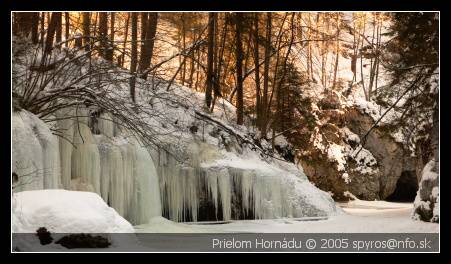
[12,190,134,233]
[11,190,152,252]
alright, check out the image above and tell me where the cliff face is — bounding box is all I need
[295,86,419,201]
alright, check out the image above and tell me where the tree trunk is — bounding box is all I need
[40,12,45,46]
[44,12,61,54]
[31,12,40,44]
[272,13,296,148]
[55,12,62,44]
[188,30,197,88]
[98,12,108,58]
[121,13,130,67]
[205,12,215,108]
[253,13,261,129]
[130,13,138,102]
[332,14,340,89]
[105,12,115,61]
[82,12,91,52]
[64,12,70,47]
[138,13,158,79]
[181,14,187,86]
[235,13,244,125]
[211,14,227,111]
[261,12,272,135]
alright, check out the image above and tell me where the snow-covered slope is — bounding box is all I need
[12,42,340,227]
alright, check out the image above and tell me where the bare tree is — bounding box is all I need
[44,12,61,54]
[82,12,91,52]
[205,12,216,108]
[261,12,272,135]
[253,13,261,128]
[105,12,115,61]
[98,12,108,59]
[130,13,138,102]
[235,13,244,125]
[64,12,70,48]
[138,13,158,79]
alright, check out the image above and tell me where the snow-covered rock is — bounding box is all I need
[413,159,439,223]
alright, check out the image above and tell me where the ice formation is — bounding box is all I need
[154,142,338,222]
[12,111,60,191]
[12,108,162,225]
[12,106,338,225]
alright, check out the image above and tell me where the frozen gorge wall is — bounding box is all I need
[12,108,338,224]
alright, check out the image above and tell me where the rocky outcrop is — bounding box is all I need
[297,105,417,201]
[344,108,414,199]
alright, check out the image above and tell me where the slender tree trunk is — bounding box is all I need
[138,13,158,79]
[360,15,368,100]
[105,12,115,61]
[55,12,62,44]
[31,12,39,44]
[261,12,272,135]
[98,12,108,58]
[64,12,70,47]
[332,14,340,89]
[374,19,382,94]
[44,12,61,54]
[205,12,215,108]
[273,13,296,148]
[129,13,138,102]
[194,46,201,91]
[253,13,261,129]
[121,13,130,67]
[188,31,197,88]
[82,12,91,52]
[235,13,244,125]
[40,12,45,47]
[211,14,227,112]
[181,14,187,86]
[368,14,377,99]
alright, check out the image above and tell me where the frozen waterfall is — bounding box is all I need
[12,108,162,225]
[12,107,337,225]
[153,142,337,222]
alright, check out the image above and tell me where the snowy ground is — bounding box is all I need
[135,200,438,233]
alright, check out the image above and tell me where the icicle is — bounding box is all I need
[129,139,162,224]
[31,114,61,189]
[56,108,75,189]
[98,112,115,138]
[71,107,101,194]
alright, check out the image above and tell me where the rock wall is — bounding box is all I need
[344,108,413,199]
[298,106,417,201]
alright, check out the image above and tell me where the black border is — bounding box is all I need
[3,0,448,256]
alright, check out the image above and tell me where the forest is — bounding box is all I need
[11,12,439,251]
